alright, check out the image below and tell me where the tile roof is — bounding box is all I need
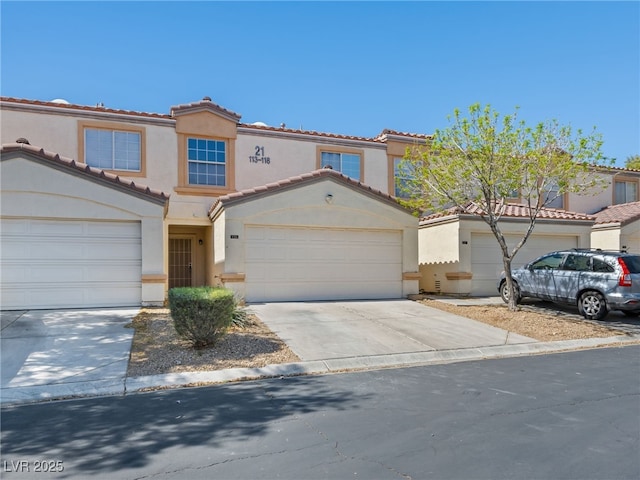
[420,202,595,225]
[170,96,242,121]
[238,122,384,143]
[209,168,411,218]
[593,201,640,226]
[0,96,172,120]
[1,97,430,144]
[1,142,170,204]
[373,129,432,141]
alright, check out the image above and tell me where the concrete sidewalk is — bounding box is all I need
[2,300,639,406]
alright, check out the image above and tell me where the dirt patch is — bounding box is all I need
[127,309,300,378]
[417,298,627,341]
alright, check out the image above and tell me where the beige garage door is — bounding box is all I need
[1,218,142,309]
[470,233,578,296]
[245,225,403,302]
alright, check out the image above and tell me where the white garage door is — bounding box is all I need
[470,233,578,296]
[245,226,403,302]
[1,218,142,309]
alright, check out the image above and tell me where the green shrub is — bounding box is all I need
[168,286,236,348]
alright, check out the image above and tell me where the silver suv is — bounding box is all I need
[498,249,640,320]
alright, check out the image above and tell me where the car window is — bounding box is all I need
[621,255,640,273]
[531,253,564,270]
[593,257,614,273]
[562,254,590,271]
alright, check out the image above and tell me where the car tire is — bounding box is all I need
[500,281,520,305]
[578,291,608,320]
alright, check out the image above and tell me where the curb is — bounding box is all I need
[124,334,639,394]
[3,334,639,407]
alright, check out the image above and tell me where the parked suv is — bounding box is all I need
[498,249,640,320]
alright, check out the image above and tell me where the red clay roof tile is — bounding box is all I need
[1,142,170,204]
[420,202,595,224]
[593,201,640,225]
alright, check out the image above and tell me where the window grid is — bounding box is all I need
[187,138,226,186]
[85,129,141,172]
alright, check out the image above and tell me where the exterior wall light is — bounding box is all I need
[325,194,334,204]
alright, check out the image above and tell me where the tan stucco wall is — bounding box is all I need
[0,157,166,305]
[235,132,390,194]
[592,221,640,253]
[567,172,615,214]
[621,221,640,253]
[214,178,419,299]
[591,226,622,251]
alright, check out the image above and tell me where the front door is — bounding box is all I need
[169,237,193,289]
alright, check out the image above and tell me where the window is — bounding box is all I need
[593,257,614,273]
[561,254,590,271]
[531,253,564,270]
[320,151,360,180]
[615,180,638,204]
[394,157,413,198]
[544,182,564,209]
[84,128,141,171]
[187,137,226,186]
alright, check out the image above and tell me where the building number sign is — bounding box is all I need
[249,146,271,165]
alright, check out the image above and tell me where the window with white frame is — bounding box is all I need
[187,137,226,186]
[320,151,360,180]
[615,179,638,204]
[85,128,141,171]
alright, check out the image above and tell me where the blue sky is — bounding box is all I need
[1,1,638,165]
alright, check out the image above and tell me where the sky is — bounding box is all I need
[1,1,638,166]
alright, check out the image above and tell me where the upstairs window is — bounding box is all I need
[84,128,141,172]
[320,151,361,180]
[615,179,638,204]
[394,157,413,198]
[187,137,226,186]
[544,182,564,209]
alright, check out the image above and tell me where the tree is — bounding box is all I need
[625,155,640,170]
[398,104,610,311]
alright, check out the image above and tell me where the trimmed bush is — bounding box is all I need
[168,286,236,348]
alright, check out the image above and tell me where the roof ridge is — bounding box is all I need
[1,142,170,202]
[209,168,407,217]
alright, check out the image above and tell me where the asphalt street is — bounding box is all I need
[1,345,639,480]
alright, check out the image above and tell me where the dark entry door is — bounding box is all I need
[169,237,193,289]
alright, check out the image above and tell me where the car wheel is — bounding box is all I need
[578,291,608,320]
[500,281,520,305]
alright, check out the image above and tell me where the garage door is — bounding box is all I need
[1,218,142,309]
[470,233,578,296]
[245,226,403,302]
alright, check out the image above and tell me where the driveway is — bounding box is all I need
[1,308,136,404]
[249,300,535,361]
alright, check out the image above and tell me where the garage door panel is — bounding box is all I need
[470,233,578,296]
[245,225,403,302]
[1,218,142,309]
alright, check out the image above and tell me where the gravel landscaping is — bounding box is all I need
[126,299,634,378]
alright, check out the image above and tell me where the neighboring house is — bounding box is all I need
[415,165,640,297]
[591,201,640,252]
[0,96,422,309]
[419,203,596,296]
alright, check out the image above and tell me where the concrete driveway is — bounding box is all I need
[1,308,136,404]
[249,300,535,361]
